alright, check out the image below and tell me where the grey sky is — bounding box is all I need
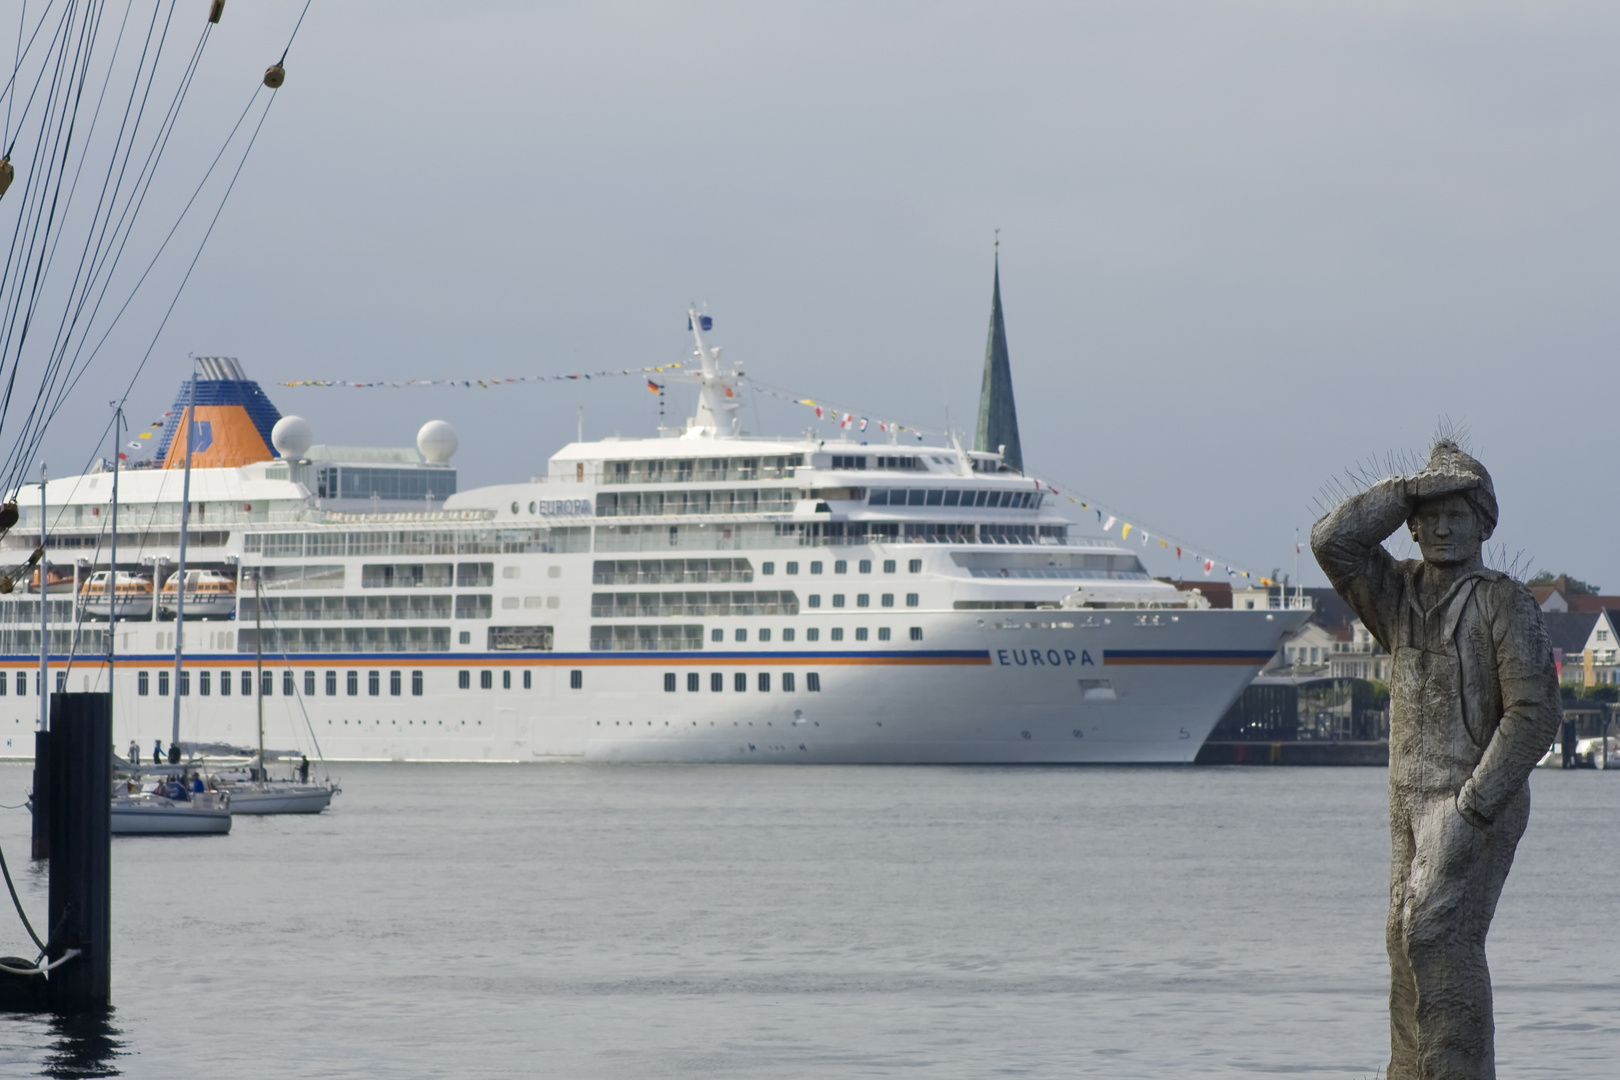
[31,2,1620,589]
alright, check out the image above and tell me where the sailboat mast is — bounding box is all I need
[170,369,196,761]
[255,576,265,784]
[38,463,47,733]
[109,409,120,704]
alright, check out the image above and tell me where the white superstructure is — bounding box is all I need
[0,318,1307,763]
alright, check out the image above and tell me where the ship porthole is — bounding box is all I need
[1072,729,1083,739]
[1020,730,1032,740]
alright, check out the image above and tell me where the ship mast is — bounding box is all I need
[169,367,196,764]
[254,574,265,787]
[686,308,741,437]
[37,463,46,734]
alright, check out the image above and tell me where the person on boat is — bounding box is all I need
[161,776,189,801]
[127,739,140,766]
[190,772,205,794]
[298,755,310,784]
[152,739,164,765]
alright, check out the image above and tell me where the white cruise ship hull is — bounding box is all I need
[0,609,1302,765]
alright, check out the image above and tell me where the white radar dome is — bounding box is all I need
[271,415,313,459]
[417,419,458,464]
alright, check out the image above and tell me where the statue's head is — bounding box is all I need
[1408,439,1497,566]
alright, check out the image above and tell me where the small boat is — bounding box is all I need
[157,568,237,619]
[218,780,334,815]
[79,569,154,620]
[110,789,232,835]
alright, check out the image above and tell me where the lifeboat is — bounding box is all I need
[157,569,238,620]
[79,571,154,620]
[29,565,77,594]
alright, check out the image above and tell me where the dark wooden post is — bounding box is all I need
[45,693,111,1013]
[31,729,50,860]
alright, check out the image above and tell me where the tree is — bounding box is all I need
[1528,572,1601,596]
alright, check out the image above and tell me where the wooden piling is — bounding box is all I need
[45,693,111,1012]
[31,730,49,860]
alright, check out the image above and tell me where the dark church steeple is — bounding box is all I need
[974,248,1023,472]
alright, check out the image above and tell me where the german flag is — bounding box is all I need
[647,380,662,393]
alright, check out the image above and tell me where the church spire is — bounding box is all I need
[974,244,1023,472]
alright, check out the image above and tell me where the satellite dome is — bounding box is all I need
[417,419,458,464]
[270,415,313,459]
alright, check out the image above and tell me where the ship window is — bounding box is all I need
[878,627,891,641]
[220,670,230,696]
[262,672,274,697]
[868,489,887,505]
[883,560,896,574]
[459,670,470,690]
[711,672,723,692]
[806,628,819,642]
[305,671,316,696]
[178,672,189,697]
[664,673,677,692]
[782,628,795,642]
[55,672,65,694]
[347,671,358,696]
[925,490,943,506]
[762,562,775,575]
[711,628,723,642]
[199,671,211,696]
[157,671,171,696]
[909,560,922,573]
[855,628,868,641]
[906,593,919,607]
[782,672,795,692]
[758,672,770,692]
[908,490,926,505]
[831,455,866,470]
[241,671,252,696]
[456,563,495,587]
[736,629,747,642]
[832,595,845,608]
[502,670,511,690]
[858,560,871,574]
[786,562,799,574]
[834,560,847,574]
[910,627,923,641]
[479,670,492,690]
[361,563,451,589]
[138,671,149,696]
[759,628,771,642]
[807,672,821,692]
[881,593,894,607]
[686,672,699,692]
[455,595,493,619]
[413,671,424,696]
[808,595,821,608]
[831,628,844,641]
[459,631,471,644]
[390,671,402,696]
[285,671,296,696]
[810,561,823,574]
[857,594,870,608]
[943,490,960,506]
[14,672,23,696]
[734,672,747,692]
[326,671,337,696]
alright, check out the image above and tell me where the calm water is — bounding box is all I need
[0,761,1614,1078]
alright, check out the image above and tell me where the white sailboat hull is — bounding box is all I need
[110,796,232,835]
[221,783,333,814]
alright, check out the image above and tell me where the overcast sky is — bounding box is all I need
[20,2,1620,589]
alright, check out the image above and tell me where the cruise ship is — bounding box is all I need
[0,305,1307,764]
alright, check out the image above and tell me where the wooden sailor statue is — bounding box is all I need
[1311,439,1561,1080]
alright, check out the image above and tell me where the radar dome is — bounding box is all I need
[417,419,458,464]
[271,415,313,459]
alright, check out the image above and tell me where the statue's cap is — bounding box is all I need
[1423,439,1497,538]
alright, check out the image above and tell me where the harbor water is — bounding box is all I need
[0,762,1614,1078]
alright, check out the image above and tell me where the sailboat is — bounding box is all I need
[215,573,337,815]
[109,389,232,837]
